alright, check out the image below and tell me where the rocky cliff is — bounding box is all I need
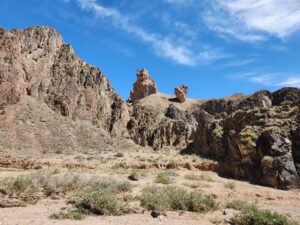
[193,88,300,189]
[0,26,129,137]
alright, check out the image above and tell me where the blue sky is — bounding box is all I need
[1,0,300,99]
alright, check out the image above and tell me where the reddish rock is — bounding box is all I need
[175,85,188,103]
[128,69,157,102]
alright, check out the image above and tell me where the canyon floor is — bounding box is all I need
[0,148,299,225]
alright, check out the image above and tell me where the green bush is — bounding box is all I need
[140,186,217,213]
[187,191,217,212]
[74,188,129,216]
[155,172,173,185]
[212,123,224,138]
[114,152,124,157]
[230,205,298,225]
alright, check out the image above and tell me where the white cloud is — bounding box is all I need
[229,71,300,88]
[204,0,300,42]
[73,0,225,67]
[275,77,300,87]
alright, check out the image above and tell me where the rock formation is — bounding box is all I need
[175,85,188,103]
[193,88,300,189]
[128,68,157,102]
[0,26,129,138]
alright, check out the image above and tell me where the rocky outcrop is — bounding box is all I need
[175,85,188,103]
[126,102,193,150]
[0,26,128,137]
[271,87,300,106]
[193,89,300,189]
[128,68,157,102]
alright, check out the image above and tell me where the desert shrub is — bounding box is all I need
[240,126,259,145]
[128,169,148,181]
[212,123,224,138]
[140,186,217,213]
[225,200,250,210]
[187,191,217,212]
[224,181,236,190]
[74,188,129,216]
[114,152,124,157]
[155,172,173,185]
[230,205,298,225]
[50,210,85,220]
[55,149,63,154]
[140,186,170,212]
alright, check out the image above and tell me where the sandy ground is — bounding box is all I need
[0,149,299,225]
[139,93,205,111]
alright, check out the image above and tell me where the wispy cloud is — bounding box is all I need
[204,0,300,42]
[230,72,300,88]
[73,0,226,67]
[222,59,255,67]
[276,77,300,87]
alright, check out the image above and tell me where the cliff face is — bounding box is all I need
[193,88,300,189]
[0,26,128,137]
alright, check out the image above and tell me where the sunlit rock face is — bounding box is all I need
[128,68,157,102]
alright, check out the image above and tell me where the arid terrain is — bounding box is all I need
[0,149,300,225]
[0,26,299,225]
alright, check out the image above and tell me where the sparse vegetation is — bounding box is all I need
[140,186,217,213]
[55,149,63,154]
[224,181,236,190]
[240,125,259,145]
[212,122,224,139]
[160,116,169,124]
[225,199,250,210]
[72,188,129,216]
[281,100,292,106]
[50,210,85,220]
[289,106,299,115]
[114,152,124,157]
[0,169,133,200]
[155,172,173,185]
[128,169,148,181]
[230,205,298,225]
[210,218,223,225]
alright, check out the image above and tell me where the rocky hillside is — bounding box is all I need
[0,26,299,189]
[0,26,129,137]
